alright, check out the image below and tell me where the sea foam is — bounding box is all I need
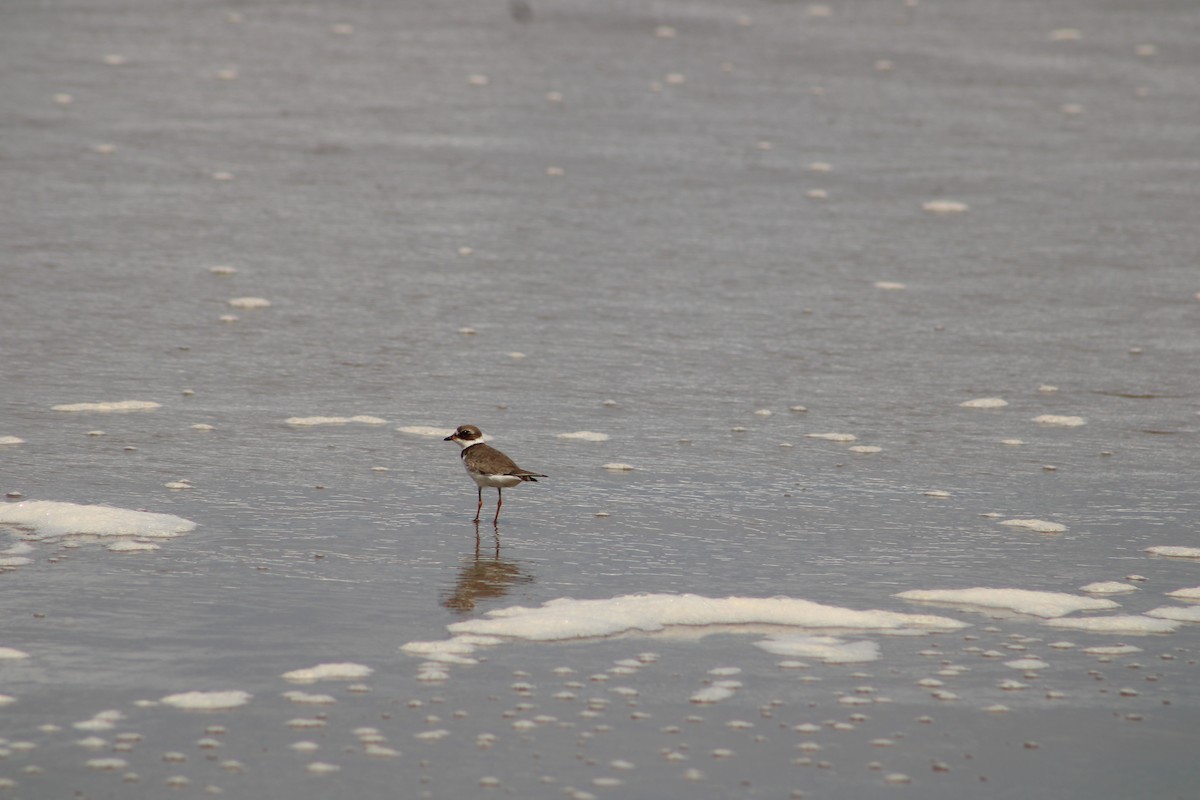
[0,501,197,541]
[52,400,161,413]
[896,588,1117,618]
[444,594,967,642]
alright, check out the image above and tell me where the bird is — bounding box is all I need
[444,424,547,524]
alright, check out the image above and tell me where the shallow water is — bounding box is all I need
[3,0,1199,797]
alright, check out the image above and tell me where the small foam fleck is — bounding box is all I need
[0,436,24,446]
[286,416,387,426]
[1000,518,1067,533]
[557,431,610,442]
[397,425,456,438]
[960,397,1008,409]
[227,297,270,309]
[1033,415,1086,427]
[107,541,161,553]
[922,200,969,215]
[53,401,161,413]
[1080,582,1138,595]
[282,662,374,683]
[874,281,906,291]
[805,433,856,442]
[602,463,636,472]
[849,445,881,454]
[160,691,252,710]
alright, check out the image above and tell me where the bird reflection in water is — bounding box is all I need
[442,523,533,613]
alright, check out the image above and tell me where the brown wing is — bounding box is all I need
[469,443,547,479]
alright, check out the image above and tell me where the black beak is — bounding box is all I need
[443,434,457,441]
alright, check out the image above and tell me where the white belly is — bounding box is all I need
[466,466,523,489]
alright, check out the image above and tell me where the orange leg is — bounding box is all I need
[474,487,483,522]
[494,488,503,524]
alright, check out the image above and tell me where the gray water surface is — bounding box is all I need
[3,0,1199,797]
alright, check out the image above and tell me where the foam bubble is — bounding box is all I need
[1082,644,1141,655]
[922,200,969,214]
[960,397,1008,409]
[896,588,1117,618]
[923,490,951,498]
[1004,658,1049,670]
[1080,582,1138,594]
[0,501,196,541]
[286,416,388,426]
[1032,415,1086,427]
[602,463,636,471]
[160,691,252,710]
[805,433,856,442]
[873,281,906,290]
[1000,519,1067,533]
[557,431,610,442]
[280,691,337,708]
[227,297,270,309]
[107,541,161,553]
[848,446,882,454]
[52,401,161,413]
[0,647,30,660]
[1146,546,1200,559]
[754,635,880,664]
[1044,616,1179,634]
[0,436,24,446]
[281,663,374,683]
[397,425,456,438]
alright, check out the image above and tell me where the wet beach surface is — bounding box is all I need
[2,0,1200,797]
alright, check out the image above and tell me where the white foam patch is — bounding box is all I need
[0,501,196,542]
[228,297,271,309]
[1166,587,1200,601]
[1082,644,1142,655]
[0,557,33,567]
[999,519,1067,533]
[1004,658,1049,670]
[896,588,1118,618]
[602,463,636,471]
[442,594,967,643]
[397,425,456,438]
[1044,616,1180,634]
[286,416,388,426]
[1146,546,1200,559]
[1080,582,1138,594]
[0,647,30,660]
[922,200,969,214]
[960,398,1008,409]
[52,401,161,413]
[690,686,736,704]
[806,433,857,442]
[281,663,374,683]
[754,635,880,664]
[1032,414,1086,427]
[282,691,337,705]
[106,541,160,553]
[160,691,252,710]
[0,436,24,445]
[1145,606,1200,623]
[557,431,610,442]
[848,445,882,454]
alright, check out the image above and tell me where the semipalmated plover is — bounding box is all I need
[444,424,547,523]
